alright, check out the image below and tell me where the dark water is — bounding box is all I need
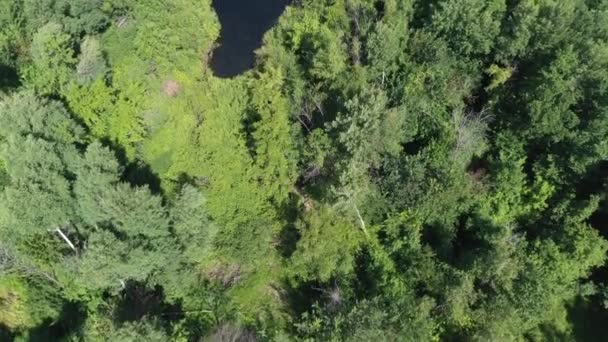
[210,0,290,78]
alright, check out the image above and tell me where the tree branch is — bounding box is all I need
[353,204,369,238]
[54,227,77,252]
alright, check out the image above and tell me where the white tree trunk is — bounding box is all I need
[55,227,77,252]
[353,204,369,238]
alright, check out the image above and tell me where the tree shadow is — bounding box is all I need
[421,220,457,261]
[24,301,86,341]
[123,161,163,195]
[114,282,182,324]
[0,325,14,341]
[352,246,382,298]
[99,137,163,195]
[282,278,325,320]
[276,195,302,259]
[576,160,608,199]
[567,296,608,342]
[410,0,440,29]
[0,65,21,92]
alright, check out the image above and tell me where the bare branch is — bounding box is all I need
[54,227,77,252]
[353,204,369,238]
[0,244,60,286]
[296,115,312,134]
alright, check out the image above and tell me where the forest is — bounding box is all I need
[1,0,608,340]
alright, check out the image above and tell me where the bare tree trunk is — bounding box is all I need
[353,204,369,238]
[38,270,61,286]
[297,115,312,134]
[54,227,77,252]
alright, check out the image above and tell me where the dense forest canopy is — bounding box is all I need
[0,0,608,340]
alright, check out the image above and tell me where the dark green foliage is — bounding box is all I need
[22,0,111,35]
[429,0,506,56]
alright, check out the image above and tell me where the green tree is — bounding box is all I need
[250,65,299,205]
[76,36,107,85]
[170,185,216,263]
[430,0,506,56]
[288,208,362,282]
[23,23,75,95]
[64,78,113,137]
[0,92,174,300]
[22,0,110,35]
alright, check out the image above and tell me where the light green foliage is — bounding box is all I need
[97,0,219,162]
[65,72,146,158]
[295,291,438,341]
[0,276,31,330]
[336,87,403,164]
[0,273,64,337]
[279,2,348,82]
[76,36,107,85]
[451,110,490,166]
[64,78,113,137]
[0,1,23,68]
[171,186,215,255]
[482,133,554,225]
[289,208,362,282]
[485,64,513,90]
[139,73,206,186]
[111,83,147,144]
[366,0,412,80]
[194,78,271,249]
[250,65,299,204]
[102,0,218,77]
[83,319,168,342]
[131,0,219,74]
[23,22,75,94]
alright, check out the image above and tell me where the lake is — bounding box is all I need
[210,0,291,78]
